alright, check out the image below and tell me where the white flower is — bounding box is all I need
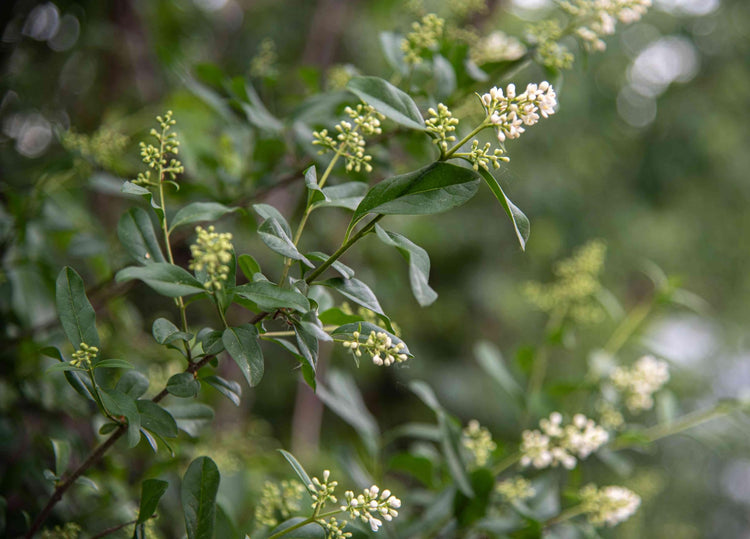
[610,355,670,413]
[580,484,641,527]
[341,484,401,532]
[520,413,608,470]
[480,82,557,144]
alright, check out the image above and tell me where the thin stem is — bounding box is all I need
[544,505,587,527]
[90,516,156,539]
[603,300,653,357]
[266,509,344,539]
[305,215,384,284]
[526,346,548,398]
[442,119,490,160]
[609,402,732,451]
[86,367,115,422]
[492,452,521,476]
[262,326,337,338]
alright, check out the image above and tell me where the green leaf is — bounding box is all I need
[152,318,192,345]
[304,165,327,207]
[137,400,178,438]
[222,325,264,387]
[198,329,225,356]
[252,203,292,236]
[201,375,242,406]
[116,370,149,399]
[306,252,355,279]
[317,277,386,320]
[55,267,100,350]
[346,76,425,130]
[475,167,530,250]
[347,162,480,238]
[375,225,437,307]
[388,452,435,487]
[474,341,523,400]
[233,281,310,313]
[169,202,239,232]
[167,372,201,398]
[181,456,220,539]
[45,362,87,374]
[138,478,169,524]
[379,31,408,76]
[115,263,207,297]
[293,323,318,375]
[167,403,215,437]
[433,54,457,100]
[332,322,412,358]
[117,208,166,264]
[94,359,134,370]
[237,254,261,281]
[257,218,314,268]
[51,439,71,477]
[453,468,495,527]
[121,181,163,219]
[278,449,313,489]
[99,388,141,448]
[317,370,380,457]
[311,182,369,211]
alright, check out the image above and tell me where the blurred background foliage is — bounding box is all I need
[2,0,750,537]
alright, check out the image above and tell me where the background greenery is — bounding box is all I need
[2,0,749,537]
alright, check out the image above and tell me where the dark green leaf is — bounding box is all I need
[252,203,292,236]
[293,323,318,374]
[138,478,169,524]
[317,370,380,457]
[475,167,530,250]
[233,281,310,313]
[115,263,207,297]
[169,202,239,232]
[137,400,178,438]
[317,277,385,317]
[117,208,166,264]
[306,252,355,279]
[121,181,163,219]
[375,225,437,306]
[198,329,225,356]
[278,449,313,489]
[45,362,87,374]
[116,370,150,399]
[55,267,100,350]
[100,388,141,448]
[94,359,134,370]
[152,317,192,345]
[347,162,480,238]
[222,325,264,387]
[297,310,333,342]
[167,403,215,437]
[237,254,261,281]
[453,469,495,527]
[347,76,425,130]
[167,372,201,398]
[201,375,242,406]
[51,439,70,477]
[257,218,313,267]
[312,182,369,211]
[181,456,220,539]
[388,452,435,487]
[304,165,327,206]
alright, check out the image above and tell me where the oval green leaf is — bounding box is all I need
[346,76,425,130]
[181,456,220,539]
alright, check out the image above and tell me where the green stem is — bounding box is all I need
[305,215,384,284]
[603,300,653,357]
[544,505,587,527]
[492,452,521,476]
[265,508,344,539]
[214,292,229,328]
[442,119,490,160]
[86,367,114,422]
[261,326,337,338]
[609,402,732,451]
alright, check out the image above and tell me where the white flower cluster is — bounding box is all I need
[579,484,641,527]
[470,31,526,65]
[611,355,670,413]
[462,420,497,467]
[341,485,401,532]
[480,82,557,144]
[312,104,385,173]
[496,476,536,502]
[561,0,652,52]
[520,412,609,469]
[341,330,409,367]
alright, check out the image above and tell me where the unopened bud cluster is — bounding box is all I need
[520,412,609,470]
[480,82,557,144]
[525,240,606,324]
[134,111,184,186]
[496,476,536,502]
[401,13,444,65]
[189,226,234,291]
[312,104,384,173]
[611,355,669,413]
[462,420,497,467]
[249,38,278,79]
[465,140,508,171]
[71,342,98,368]
[341,485,401,532]
[526,21,574,70]
[425,103,459,152]
[255,480,305,527]
[579,484,641,527]
[341,330,408,367]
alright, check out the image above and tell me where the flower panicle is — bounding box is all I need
[341,330,409,367]
[462,419,497,467]
[188,225,234,292]
[134,110,184,186]
[312,104,384,173]
[341,484,402,532]
[520,412,609,470]
[579,484,641,527]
